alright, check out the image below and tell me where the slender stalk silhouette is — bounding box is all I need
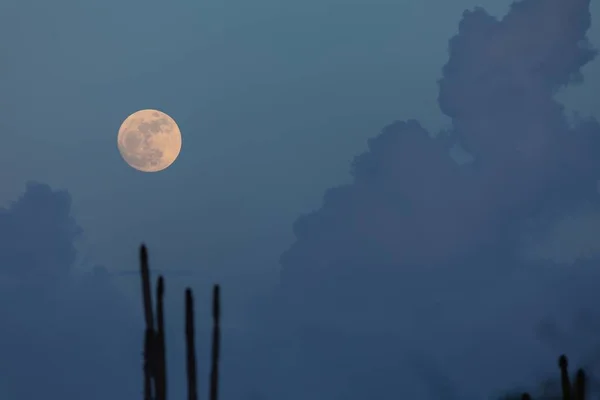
[186,289,198,400]
[520,355,587,400]
[209,285,221,400]
[573,369,587,400]
[143,328,153,400]
[140,245,157,400]
[139,244,221,400]
[560,355,572,400]
[140,242,590,400]
[156,276,167,400]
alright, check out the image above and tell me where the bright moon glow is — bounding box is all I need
[117,109,182,172]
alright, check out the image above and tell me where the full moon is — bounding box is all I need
[117,109,182,172]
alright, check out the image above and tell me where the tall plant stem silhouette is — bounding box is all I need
[156,276,167,400]
[209,285,221,400]
[186,289,198,400]
[140,245,157,400]
[139,244,221,400]
[519,355,587,400]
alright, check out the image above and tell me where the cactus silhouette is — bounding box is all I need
[573,369,587,400]
[138,243,595,400]
[210,285,221,400]
[559,355,571,400]
[519,355,587,400]
[186,289,198,400]
[139,244,221,400]
[156,276,167,400]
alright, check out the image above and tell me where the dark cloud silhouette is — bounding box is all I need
[0,182,140,400]
[273,0,600,398]
[0,182,81,282]
[281,0,600,317]
[283,0,600,277]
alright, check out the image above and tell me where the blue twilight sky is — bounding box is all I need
[2,0,600,399]
[0,0,597,282]
[0,0,531,277]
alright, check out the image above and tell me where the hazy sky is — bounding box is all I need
[2,0,600,399]
[2,0,586,282]
[0,0,597,284]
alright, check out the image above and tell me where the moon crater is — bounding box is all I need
[117,109,182,172]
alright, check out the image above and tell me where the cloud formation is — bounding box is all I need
[281,0,600,315]
[275,0,600,398]
[0,182,139,400]
[0,182,81,283]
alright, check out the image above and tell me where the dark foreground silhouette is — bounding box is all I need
[139,244,221,400]
[499,354,586,400]
[136,244,592,400]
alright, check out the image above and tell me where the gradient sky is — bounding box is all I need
[2,0,600,399]
[1,0,584,281]
[0,0,598,283]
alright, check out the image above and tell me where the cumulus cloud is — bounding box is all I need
[0,181,81,283]
[0,182,140,400]
[274,0,600,398]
